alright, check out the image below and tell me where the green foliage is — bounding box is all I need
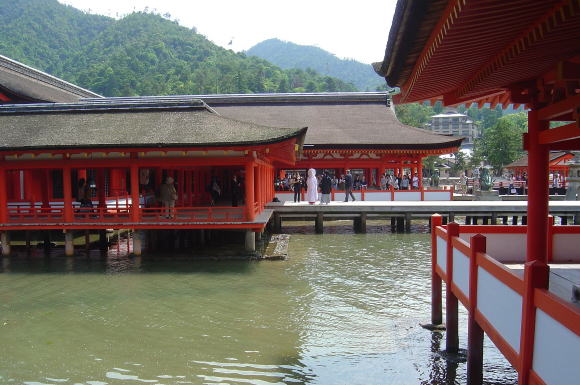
[246,38,383,91]
[0,1,355,96]
[394,102,435,128]
[476,112,528,173]
[422,155,439,177]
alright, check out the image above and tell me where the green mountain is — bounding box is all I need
[247,38,384,91]
[0,0,356,96]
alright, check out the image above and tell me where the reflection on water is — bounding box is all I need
[0,228,517,385]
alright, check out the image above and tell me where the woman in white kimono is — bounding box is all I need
[306,168,318,204]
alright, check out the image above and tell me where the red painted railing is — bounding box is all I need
[432,216,580,384]
[6,202,246,223]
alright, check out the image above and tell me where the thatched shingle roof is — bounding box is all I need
[0,55,101,103]
[176,92,462,150]
[0,97,307,151]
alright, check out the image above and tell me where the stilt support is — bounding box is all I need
[405,212,411,233]
[64,231,74,257]
[245,230,256,253]
[359,213,367,233]
[1,231,10,256]
[315,213,324,234]
[133,230,142,256]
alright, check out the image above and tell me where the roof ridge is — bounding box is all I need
[0,97,210,114]
[102,92,393,105]
[0,55,101,99]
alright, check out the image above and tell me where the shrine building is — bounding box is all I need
[375,0,580,384]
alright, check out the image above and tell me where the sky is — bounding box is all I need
[58,0,396,64]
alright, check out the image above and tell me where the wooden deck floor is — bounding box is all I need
[506,264,580,308]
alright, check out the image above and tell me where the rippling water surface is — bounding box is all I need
[0,229,517,384]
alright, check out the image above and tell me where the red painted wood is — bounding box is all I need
[245,161,255,221]
[527,110,550,263]
[467,234,486,385]
[432,214,443,325]
[518,260,550,385]
[62,166,73,222]
[130,165,140,222]
[0,168,7,223]
[446,221,460,353]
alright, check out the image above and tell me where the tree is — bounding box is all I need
[394,102,435,128]
[478,112,527,173]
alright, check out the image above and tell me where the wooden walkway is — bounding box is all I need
[267,201,580,232]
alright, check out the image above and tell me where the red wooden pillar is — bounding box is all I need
[254,164,261,212]
[177,169,185,205]
[446,222,460,353]
[63,166,73,222]
[245,161,255,221]
[130,164,140,222]
[431,214,443,325]
[418,161,423,189]
[97,168,106,208]
[185,170,193,207]
[526,109,549,263]
[41,169,51,209]
[467,234,486,385]
[0,167,7,223]
[519,109,550,385]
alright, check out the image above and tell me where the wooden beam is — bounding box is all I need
[537,93,580,121]
[539,122,580,145]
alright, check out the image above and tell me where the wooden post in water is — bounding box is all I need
[245,230,256,253]
[467,234,486,385]
[431,215,443,326]
[359,213,367,233]
[1,231,10,256]
[315,213,324,234]
[64,231,74,257]
[133,230,142,256]
[446,222,460,353]
[405,212,412,233]
[25,230,31,251]
[575,212,580,225]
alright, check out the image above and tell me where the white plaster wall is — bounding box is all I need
[477,267,522,353]
[424,191,451,201]
[452,248,470,299]
[437,236,447,274]
[333,191,362,202]
[552,234,580,262]
[394,191,422,201]
[364,191,392,201]
[533,309,580,385]
[459,233,526,263]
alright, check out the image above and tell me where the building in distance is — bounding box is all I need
[424,109,480,148]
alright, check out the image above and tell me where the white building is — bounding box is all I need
[425,109,480,147]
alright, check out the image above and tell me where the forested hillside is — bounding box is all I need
[0,0,356,96]
[247,38,384,91]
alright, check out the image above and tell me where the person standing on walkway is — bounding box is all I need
[306,168,319,204]
[231,175,241,207]
[344,169,356,202]
[160,176,177,219]
[320,171,332,204]
[380,174,387,190]
[292,173,303,203]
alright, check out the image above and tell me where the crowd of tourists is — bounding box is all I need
[274,169,424,204]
